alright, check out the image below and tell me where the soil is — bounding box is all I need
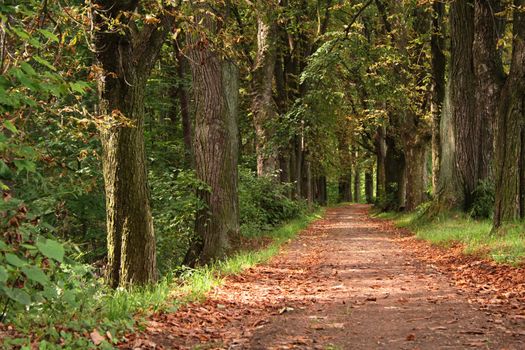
[121,204,525,350]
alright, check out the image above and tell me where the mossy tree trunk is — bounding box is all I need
[185,5,241,265]
[93,0,173,288]
[493,2,525,228]
[252,3,279,177]
[430,1,446,194]
[447,0,502,211]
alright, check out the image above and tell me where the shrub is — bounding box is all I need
[238,168,307,237]
[470,180,494,219]
[149,169,208,274]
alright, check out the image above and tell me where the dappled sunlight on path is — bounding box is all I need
[121,205,525,349]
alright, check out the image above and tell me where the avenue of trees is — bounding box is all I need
[1,0,525,342]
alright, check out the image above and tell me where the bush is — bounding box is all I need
[470,180,494,219]
[149,169,208,274]
[239,168,307,237]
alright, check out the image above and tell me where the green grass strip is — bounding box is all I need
[375,209,525,266]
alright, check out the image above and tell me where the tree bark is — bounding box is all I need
[365,170,374,204]
[450,0,501,210]
[185,7,240,265]
[375,124,387,206]
[473,0,504,184]
[404,142,428,211]
[493,1,525,228]
[176,41,193,166]
[93,1,172,288]
[252,3,279,177]
[385,136,405,211]
[354,154,361,203]
[430,1,446,194]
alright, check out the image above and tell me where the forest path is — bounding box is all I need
[123,205,525,350]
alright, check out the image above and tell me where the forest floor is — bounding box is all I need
[121,205,525,350]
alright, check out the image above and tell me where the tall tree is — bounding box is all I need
[493,0,525,228]
[93,0,173,288]
[440,0,503,212]
[185,3,241,265]
[430,1,446,194]
[251,2,279,177]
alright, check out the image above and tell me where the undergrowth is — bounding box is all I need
[376,208,525,266]
[1,210,323,349]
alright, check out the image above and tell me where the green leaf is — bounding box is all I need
[3,120,18,134]
[0,240,7,250]
[11,27,30,40]
[36,239,64,262]
[33,55,56,72]
[37,29,59,43]
[5,287,31,305]
[13,159,36,173]
[22,266,49,286]
[0,266,7,282]
[69,81,90,94]
[5,253,26,267]
[0,160,12,180]
[20,62,36,76]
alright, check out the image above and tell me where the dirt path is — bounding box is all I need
[124,205,525,349]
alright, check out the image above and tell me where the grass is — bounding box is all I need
[376,209,525,265]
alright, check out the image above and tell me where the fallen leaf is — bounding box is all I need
[90,329,105,346]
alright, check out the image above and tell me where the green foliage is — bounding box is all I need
[469,180,495,219]
[150,169,208,274]
[239,168,307,237]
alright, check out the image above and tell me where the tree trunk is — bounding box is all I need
[176,42,193,166]
[354,157,361,203]
[493,2,525,228]
[338,171,353,203]
[430,1,446,194]
[405,143,428,211]
[473,0,504,183]
[252,4,279,177]
[293,136,303,199]
[385,136,405,211]
[365,171,374,204]
[450,0,501,211]
[375,124,387,206]
[432,81,464,213]
[186,8,240,265]
[93,1,172,288]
